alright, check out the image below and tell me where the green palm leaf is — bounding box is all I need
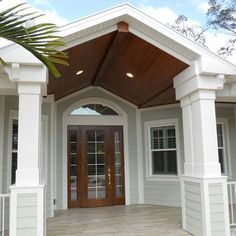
[0,3,68,78]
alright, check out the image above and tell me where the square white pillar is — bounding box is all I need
[180,90,230,236]
[10,83,45,236]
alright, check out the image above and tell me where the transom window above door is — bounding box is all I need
[70,104,119,116]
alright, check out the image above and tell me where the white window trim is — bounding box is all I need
[217,118,232,177]
[144,118,181,181]
[7,110,18,190]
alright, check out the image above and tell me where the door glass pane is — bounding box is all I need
[69,130,78,201]
[114,131,123,197]
[87,130,106,199]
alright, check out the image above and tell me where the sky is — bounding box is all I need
[25,0,210,25]
[0,0,235,64]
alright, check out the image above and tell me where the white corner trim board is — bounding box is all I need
[136,109,144,204]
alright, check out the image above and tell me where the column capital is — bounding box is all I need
[18,82,42,95]
[180,89,216,108]
[174,73,225,101]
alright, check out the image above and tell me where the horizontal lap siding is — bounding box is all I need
[17,193,37,236]
[209,183,226,235]
[184,181,203,236]
[144,181,181,206]
[141,106,184,207]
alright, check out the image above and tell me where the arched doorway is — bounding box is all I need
[63,98,128,208]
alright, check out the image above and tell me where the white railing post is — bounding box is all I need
[0,194,10,236]
[227,181,236,227]
[2,196,5,236]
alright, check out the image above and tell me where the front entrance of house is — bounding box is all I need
[67,125,125,208]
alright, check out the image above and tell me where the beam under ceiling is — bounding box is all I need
[92,22,129,86]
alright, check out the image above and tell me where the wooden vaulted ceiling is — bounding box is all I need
[48,22,188,108]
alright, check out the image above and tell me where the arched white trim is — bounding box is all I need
[62,97,130,209]
[64,97,127,119]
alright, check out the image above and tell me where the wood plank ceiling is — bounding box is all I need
[48,22,189,108]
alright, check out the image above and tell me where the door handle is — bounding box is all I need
[108,173,111,185]
[108,168,111,185]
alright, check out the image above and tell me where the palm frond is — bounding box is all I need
[0,3,68,78]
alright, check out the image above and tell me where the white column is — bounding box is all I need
[175,73,230,236]
[10,82,45,236]
[180,90,230,236]
[16,83,42,185]
[183,90,221,177]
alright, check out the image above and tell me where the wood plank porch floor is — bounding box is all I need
[46,205,190,236]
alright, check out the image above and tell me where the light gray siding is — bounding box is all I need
[141,106,184,207]
[209,183,226,235]
[184,181,203,235]
[17,193,37,236]
[144,181,181,206]
[55,88,139,209]
[141,105,236,208]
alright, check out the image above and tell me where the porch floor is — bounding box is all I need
[47,204,190,236]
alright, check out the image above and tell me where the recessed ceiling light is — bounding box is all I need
[76,70,84,75]
[126,72,134,78]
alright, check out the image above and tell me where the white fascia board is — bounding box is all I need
[0,44,42,65]
[58,4,130,36]
[199,55,236,75]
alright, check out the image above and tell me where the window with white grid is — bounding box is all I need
[149,124,177,175]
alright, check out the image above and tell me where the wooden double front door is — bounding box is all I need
[67,126,125,208]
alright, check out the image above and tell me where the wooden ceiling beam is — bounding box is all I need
[139,84,174,108]
[92,22,129,86]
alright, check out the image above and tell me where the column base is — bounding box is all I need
[9,185,45,236]
[181,175,230,236]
